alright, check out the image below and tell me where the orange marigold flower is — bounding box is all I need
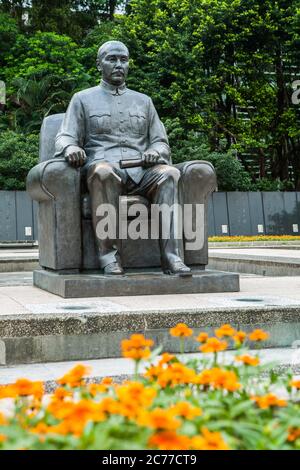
[190,428,229,450]
[170,323,193,338]
[157,363,198,388]
[200,337,227,353]
[30,422,53,435]
[115,382,157,418]
[170,401,202,420]
[57,364,91,388]
[122,334,154,350]
[48,399,106,436]
[233,331,247,345]
[52,387,73,401]
[122,347,152,360]
[121,334,154,361]
[215,324,236,338]
[235,355,260,366]
[197,367,241,392]
[138,408,181,431]
[290,379,300,389]
[0,384,18,399]
[88,383,107,396]
[5,379,44,399]
[101,377,113,385]
[251,393,287,409]
[88,377,113,396]
[0,434,7,443]
[158,353,175,366]
[148,431,191,450]
[288,428,300,442]
[144,365,163,381]
[98,397,120,415]
[116,382,156,405]
[195,332,209,343]
[248,329,269,342]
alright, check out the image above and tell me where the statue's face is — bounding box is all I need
[97,45,129,86]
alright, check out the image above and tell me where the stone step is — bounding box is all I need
[208,249,300,276]
[0,249,39,273]
[1,301,300,365]
[0,348,299,393]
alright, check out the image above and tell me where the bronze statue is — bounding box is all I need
[55,41,191,276]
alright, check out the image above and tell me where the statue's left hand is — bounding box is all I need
[142,150,165,167]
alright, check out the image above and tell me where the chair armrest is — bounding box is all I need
[26,159,80,202]
[175,160,217,203]
[27,159,82,271]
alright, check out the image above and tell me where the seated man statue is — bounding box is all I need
[54,40,191,276]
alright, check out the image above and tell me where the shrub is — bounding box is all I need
[1,324,300,450]
[0,131,39,190]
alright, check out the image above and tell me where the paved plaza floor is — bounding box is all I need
[0,272,299,315]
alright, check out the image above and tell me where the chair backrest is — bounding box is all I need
[39,113,64,162]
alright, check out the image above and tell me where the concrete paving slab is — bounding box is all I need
[0,274,300,315]
[211,248,300,259]
[0,272,33,287]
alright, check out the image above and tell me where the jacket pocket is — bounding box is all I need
[89,111,112,134]
[129,111,147,135]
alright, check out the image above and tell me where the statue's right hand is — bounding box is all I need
[64,146,87,168]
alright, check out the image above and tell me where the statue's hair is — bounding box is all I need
[97,41,129,60]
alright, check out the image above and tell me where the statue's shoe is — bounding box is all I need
[103,261,124,275]
[162,259,192,277]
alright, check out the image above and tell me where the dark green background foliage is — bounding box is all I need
[0,0,299,190]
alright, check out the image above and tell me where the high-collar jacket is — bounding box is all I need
[54,80,171,183]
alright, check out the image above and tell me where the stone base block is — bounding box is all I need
[33,268,240,298]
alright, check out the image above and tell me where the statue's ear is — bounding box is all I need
[96,59,102,73]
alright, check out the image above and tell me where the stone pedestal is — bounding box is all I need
[33,268,239,298]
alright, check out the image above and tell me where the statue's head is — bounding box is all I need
[96,40,129,86]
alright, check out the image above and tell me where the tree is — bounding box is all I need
[4,31,87,83]
[0,0,29,30]
[113,0,300,188]
[0,0,124,40]
[0,12,18,71]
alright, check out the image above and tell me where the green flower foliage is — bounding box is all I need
[0,131,39,190]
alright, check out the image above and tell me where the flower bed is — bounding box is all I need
[209,235,300,242]
[0,324,300,450]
